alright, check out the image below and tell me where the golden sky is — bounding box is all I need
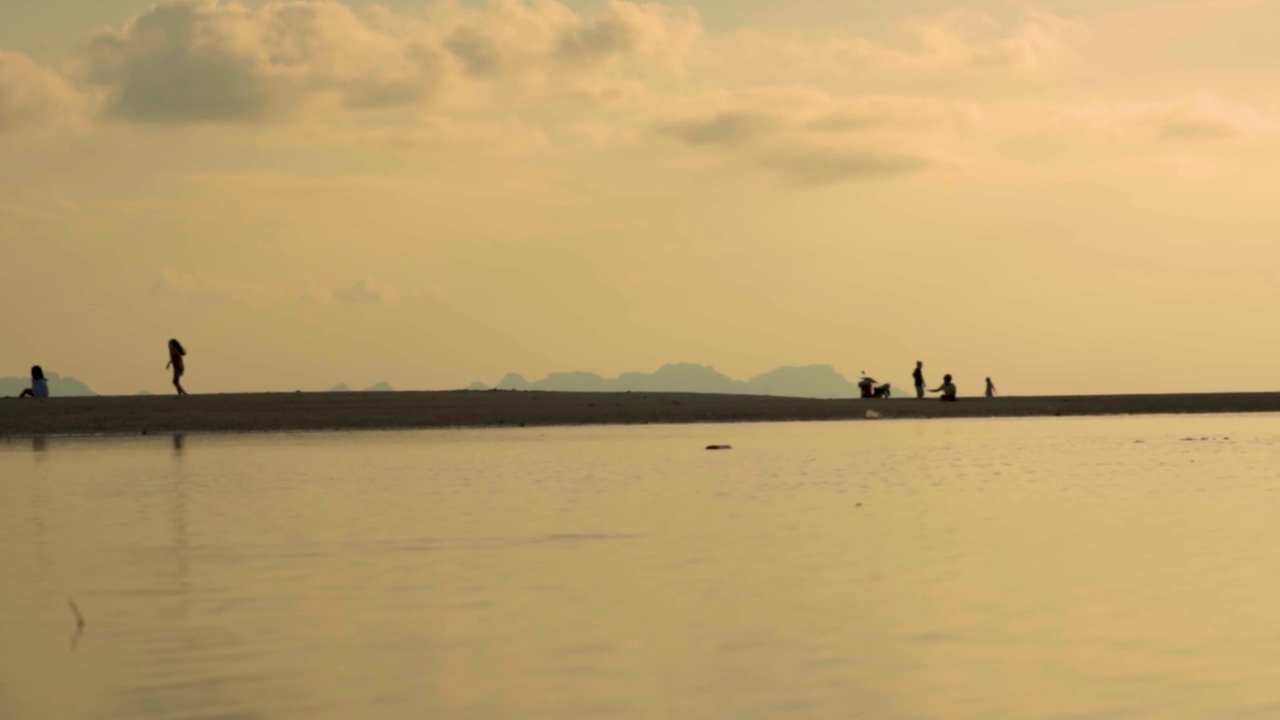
[3,0,1279,395]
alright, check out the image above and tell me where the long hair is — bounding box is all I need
[169,339,186,356]
[31,365,44,381]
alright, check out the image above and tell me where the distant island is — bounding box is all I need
[467,363,909,399]
[0,371,96,398]
[330,382,395,392]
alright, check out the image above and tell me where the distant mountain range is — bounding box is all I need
[0,372,96,397]
[467,363,910,399]
[330,381,395,392]
[0,366,913,399]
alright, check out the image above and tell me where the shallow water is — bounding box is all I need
[3,416,1280,719]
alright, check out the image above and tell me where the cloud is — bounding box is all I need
[964,9,1085,70]
[413,283,450,302]
[655,111,776,147]
[72,0,700,125]
[1,0,1108,188]
[555,1,701,71]
[150,269,238,303]
[78,0,442,123]
[0,52,84,133]
[704,8,1083,80]
[761,149,932,187]
[1072,94,1276,141]
[1155,95,1275,139]
[654,89,959,185]
[332,278,397,305]
[870,8,1084,71]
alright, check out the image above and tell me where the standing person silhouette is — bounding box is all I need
[166,339,188,396]
[985,377,997,398]
[912,361,925,399]
[18,365,48,398]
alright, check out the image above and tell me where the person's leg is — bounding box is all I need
[916,385,924,399]
[19,388,32,398]
[173,369,186,395]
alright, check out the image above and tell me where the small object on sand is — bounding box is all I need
[705,444,732,450]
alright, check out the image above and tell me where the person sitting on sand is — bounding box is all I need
[18,365,48,398]
[930,374,957,401]
[166,339,188,396]
[858,372,876,398]
[985,377,997,398]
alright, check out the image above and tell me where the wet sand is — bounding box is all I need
[3,390,1280,437]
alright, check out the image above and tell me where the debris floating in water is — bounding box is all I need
[68,599,85,628]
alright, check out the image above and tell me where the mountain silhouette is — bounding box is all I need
[472,363,909,399]
[328,382,395,392]
[0,371,96,397]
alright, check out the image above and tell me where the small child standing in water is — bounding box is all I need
[166,339,188,396]
[985,377,997,398]
[18,366,48,398]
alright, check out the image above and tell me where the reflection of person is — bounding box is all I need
[166,339,188,396]
[912,361,925,399]
[18,365,48,398]
[930,374,957,401]
[985,377,997,398]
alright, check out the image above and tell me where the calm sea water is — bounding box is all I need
[3,416,1280,719]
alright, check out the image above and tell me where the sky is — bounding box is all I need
[3,0,1280,396]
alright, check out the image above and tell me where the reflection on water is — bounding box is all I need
[4,416,1280,719]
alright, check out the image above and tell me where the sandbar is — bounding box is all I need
[2,390,1280,438]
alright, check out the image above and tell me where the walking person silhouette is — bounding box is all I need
[166,339,188,396]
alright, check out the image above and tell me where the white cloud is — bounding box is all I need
[0,51,84,133]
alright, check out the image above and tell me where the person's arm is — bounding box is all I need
[166,359,172,369]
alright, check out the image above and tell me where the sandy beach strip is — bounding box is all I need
[2,390,1280,437]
